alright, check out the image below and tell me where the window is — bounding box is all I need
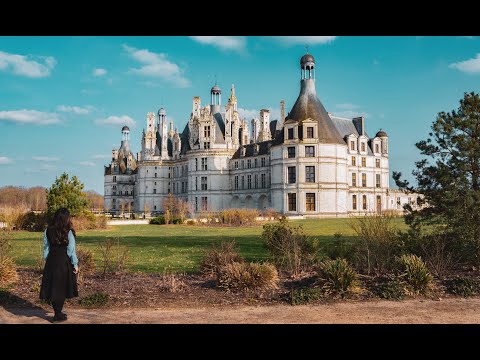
[247,159,252,168]
[361,157,366,167]
[288,193,297,211]
[113,176,116,182]
[204,142,210,149]
[376,174,381,188]
[113,191,116,196]
[261,157,266,167]
[351,156,356,166]
[305,146,314,157]
[350,141,355,151]
[204,126,211,138]
[375,144,379,153]
[376,159,380,168]
[235,176,239,190]
[288,166,296,184]
[254,174,258,189]
[241,176,245,189]
[173,183,175,193]
[234,161,239,169]
[352,173,357,187]
[288,128,294,140]
[261,173,266,188]
[155,173,157,178]
[361,142,366,152]
[288,147,295,158]
[201,176,207,190]
[397,197,401,209]
[131,191,133,196]
[195,177,198,191]
[195,158,198,171]
[201,157,207,170]
[153,189,156,194]
[201,197,208,211]
[306,193,315,211]
[307,127,314,138]
[154,205,157,211]
[362,173,367,187]
[241,160,244,169]
[254,158,258,168]
[181,182,184,193]
[352,195,357,210]
[306,166,315,183]
[247,175,252,189]
[363,195,367,210]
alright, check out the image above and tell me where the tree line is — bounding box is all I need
[0,186,104,211]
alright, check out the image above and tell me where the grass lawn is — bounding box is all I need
[10,218,407,274]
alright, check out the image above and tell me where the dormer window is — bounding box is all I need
[288,128,294,140]
[375,143,379,153]
[350,141,355,151]
[306,127,314,138]
[361,142,366,152]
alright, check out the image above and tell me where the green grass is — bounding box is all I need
[10,218,407,274]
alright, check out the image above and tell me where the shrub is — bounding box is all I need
[370,275,406,300]
[185,219,195,226]
[79,292,109,307]
[71,212,105,231]
[397,254,433,295]
[289,287,322,305]
[262,217,319,276]
[219,209,259,226]
[349,213,403,275]
[444,277,480,297]
[200,241,244,277]
[149,216,165,225]
[172,217,183,224]
[0,230,17,287]
[0,205,29,230]
[318,258,358,298]
[19,211,48,232]
[261,208,280,221]
[217,262,279,291]
[158,271,187,293]
[94,215,107,229]
[77,248,95,275]
[98,238,129,275]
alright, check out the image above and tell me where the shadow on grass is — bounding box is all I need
[0,289,50,322]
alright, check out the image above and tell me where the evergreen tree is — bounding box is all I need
[46,173,89,218]
[394,92,480,265]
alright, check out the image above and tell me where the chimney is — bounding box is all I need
[353,116,365,136]
[280,100,285,126]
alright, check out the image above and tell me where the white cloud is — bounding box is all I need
[239,108,281,122]
[92,154,111,159]
[331,110,370,119]
[336,103,361,110]
[0,110,61,125]
[95,115,136,127]
[80,161,96,167]
[56,105,93,115]
[189,36,246,53]
[267,36,337,46]
[25,164,57,173]
[0,156,13,165]
[449,54,480,74]
[32,156,60,162]
[0,50,56,78]
[93,68,107,76]
[122,44,190,88]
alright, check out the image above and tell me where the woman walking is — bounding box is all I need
[39,208,79,322]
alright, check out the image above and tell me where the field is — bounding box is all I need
[10,218,407,273]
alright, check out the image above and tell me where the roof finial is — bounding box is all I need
[305,44,309,54]
[214,73,217,85]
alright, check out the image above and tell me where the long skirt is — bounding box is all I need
[39,245,78,303]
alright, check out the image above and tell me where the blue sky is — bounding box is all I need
[0,36,479,194]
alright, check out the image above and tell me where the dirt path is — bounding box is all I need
[2,298,480,324]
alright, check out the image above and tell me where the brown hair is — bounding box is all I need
[47,208,76,246]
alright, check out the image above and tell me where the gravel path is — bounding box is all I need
[2,298,480,324]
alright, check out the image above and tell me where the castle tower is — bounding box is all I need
[121,125,130,152]
[280,100,285,127]
[251,118,259,143]
[210,83,221,114]
[158,107,168,159]
[258,109,271,142]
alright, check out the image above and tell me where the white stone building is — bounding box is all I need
[104,52,418,217]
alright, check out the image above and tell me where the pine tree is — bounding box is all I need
[46,173,89,218]
[394,92,480,265]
